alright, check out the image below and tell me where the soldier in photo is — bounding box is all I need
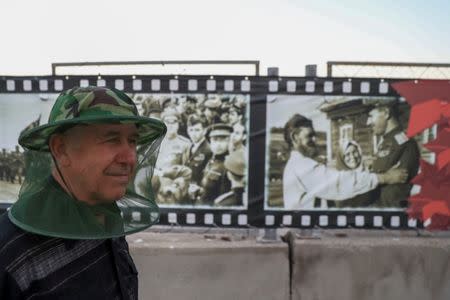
[141,96,163,119]
[201,123,233,205]
[185,96,198,116]
[155,108,191,170]
[0,148,11,181]
[214,149,245,206]
[9,146,24,184]
[203,96,221,125]
[185,114,212,185]
[365,102,420,207]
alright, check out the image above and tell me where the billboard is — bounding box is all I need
[0,75,443,229]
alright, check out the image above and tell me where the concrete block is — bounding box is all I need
[291,236,450,300]
[128,232,290,300]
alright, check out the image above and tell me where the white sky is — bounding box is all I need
[0,0,449,76]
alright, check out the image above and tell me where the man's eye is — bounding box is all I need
[129,139,138,145]
[107,138,120,144]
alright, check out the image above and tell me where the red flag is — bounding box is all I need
[406,99,442,137]
[391,80,450,106]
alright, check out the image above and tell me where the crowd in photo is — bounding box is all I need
[0,146,25,185]
[134,94,248,207]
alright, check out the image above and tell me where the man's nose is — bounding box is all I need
[116,142,137,164]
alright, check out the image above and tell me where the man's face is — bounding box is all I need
[293,127,317,157]
[204,107,217,119]
[231,124,245,145]
[229,110,240,125]
[59,124,138,204]
[163,116,179,137]
[210,135,230,155]
[367,108,389,135]
[187,123,205,144]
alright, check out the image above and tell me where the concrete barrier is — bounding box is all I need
[128,231,290,300]
[290,234,450,300]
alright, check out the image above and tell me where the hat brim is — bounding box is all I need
[19,115,167,152]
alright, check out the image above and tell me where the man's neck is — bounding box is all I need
[385,119,400,135]
[193,138,204,147]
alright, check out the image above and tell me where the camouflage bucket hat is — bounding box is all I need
[19,86,167,151]
[9,86,167,239]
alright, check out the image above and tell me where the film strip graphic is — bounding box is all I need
[0,75,396,95]
[0,75,423,229]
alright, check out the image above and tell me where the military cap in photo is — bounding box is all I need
[224,149,245,176]
[206,123,233,138]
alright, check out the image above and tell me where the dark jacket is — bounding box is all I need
[0,213,138,300]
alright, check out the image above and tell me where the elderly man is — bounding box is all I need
[365,102,420,207]
[282,114,408,209]
[0,86,166,299]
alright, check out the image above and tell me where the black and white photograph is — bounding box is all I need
[265,94,435,211]
[132,93,249,209]
[0,93,58,203]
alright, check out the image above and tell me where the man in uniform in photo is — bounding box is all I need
[9,146,24,184]
[201,123,233,205]
[214,148,245,206]
[365,102,420,207]
[203,96,221,125]
[0,148,9,181]
[185,96,199,116]
[185,114,212,185]
[155,108,190,170]
[282,114,408,209]
[141,96,162,119]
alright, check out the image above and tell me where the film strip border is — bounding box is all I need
[117,207,251,227]
[0,75,399,95]
[260,211,422,229]
[118,207,422,229]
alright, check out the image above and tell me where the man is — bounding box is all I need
[203,96,221,125]
[228,103,244,127]
[185,114,212,185]
[0,86,166,299]
[282,114,408,209]
[214,149,246,206]
[365,102,420,207]
[9,145,24,184]
[201,123,233,205]
[155,108,190,170]
[229,122,247,153]
[0,148,9,181]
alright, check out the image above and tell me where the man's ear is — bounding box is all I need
[48,134,71,167]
